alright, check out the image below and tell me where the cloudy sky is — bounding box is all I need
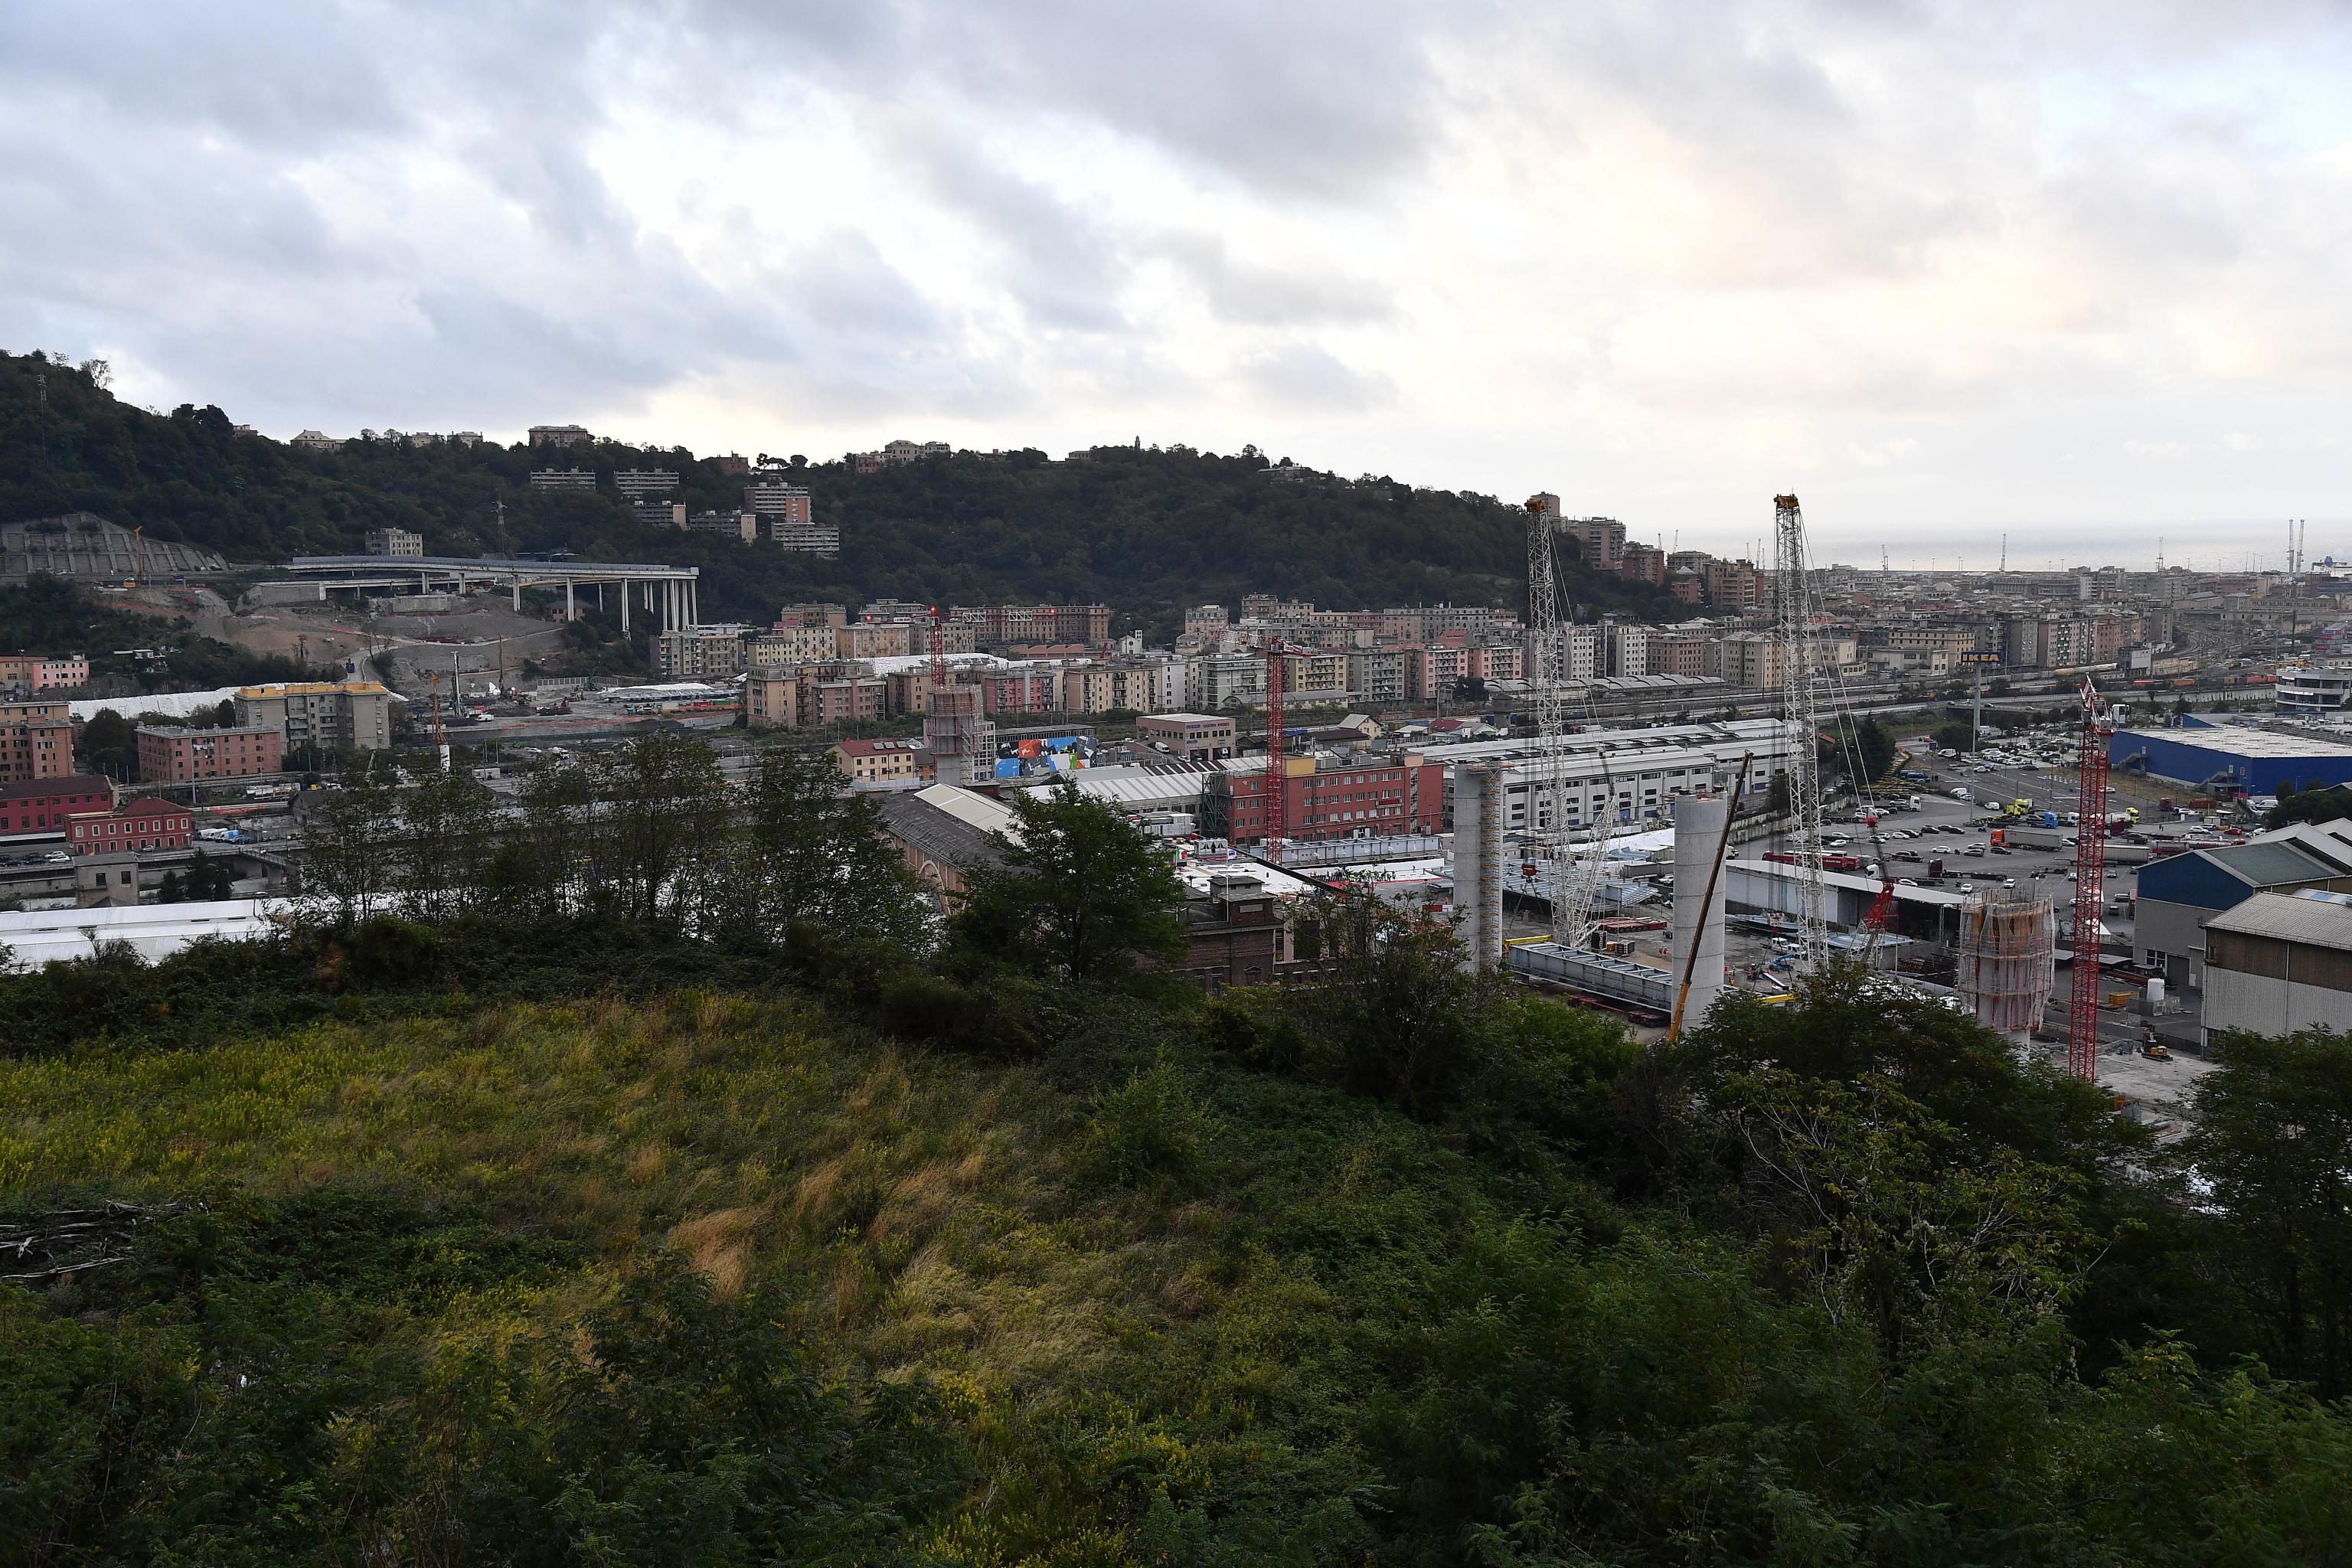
[6,1,2350,565]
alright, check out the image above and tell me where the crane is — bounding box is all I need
[2066,675,2116,1081]
[1774,493,1830,976]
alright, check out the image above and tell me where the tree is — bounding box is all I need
[1853,717,1896,784]
[299,758,403,922]
[1932,720,1975,754]
[78,708,136,778]
[712,745,927,951]
[952,783,1184,984]
[2267,786,2352,830]
[2177,1027,2352,1396]
[1290,887,1513,1117]
[395,757,502,923]
[581,733,727,928]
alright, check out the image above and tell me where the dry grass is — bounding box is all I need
[0,988,1210,1400]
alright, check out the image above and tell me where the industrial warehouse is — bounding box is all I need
[2112,722,2352,795]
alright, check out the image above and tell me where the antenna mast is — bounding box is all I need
[1775,493,1828,976]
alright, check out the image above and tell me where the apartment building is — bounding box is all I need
[1721,631,1784,691]
[955,603,1112,649]
[1348,648,1409,706]
[0,655,89,692]
[67,796,192,858]
[614,469,679,501]
[655,626,753,680]
[1606,622,1651,678]
[527,424,593,447]
[1652,630,1714,679]
[978,667,1066,714]
[0,699,74,782]
[745,674,805,730]
[1405,645,1465,701]
[685,510,757,541]
[837,622,913,659]
[812,676,890,724]
[1187,655,1265,710]
[1570,518,1627,571]
[1703,560,1763,611]
[1618,541,1665,586]
[528,469,596,492]
[234,682,394,756]
[1465,643,1524,683]
[362,528,424,558]
[752,626,842,668]
[1060,665,1116,714]
[137,723,284,783]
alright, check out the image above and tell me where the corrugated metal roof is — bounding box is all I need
[2205,890,2352,950]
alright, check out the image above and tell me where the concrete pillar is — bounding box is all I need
[1455,765,1504,972]
[1671,793,1730,1030]
[619,579,629,634]
[511,578,521,611]
[564,580,575,622]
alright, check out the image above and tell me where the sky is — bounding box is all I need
[5,1,2350,567]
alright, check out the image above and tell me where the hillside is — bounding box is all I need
[4,750,2351,1563]
[0,351,1671,632]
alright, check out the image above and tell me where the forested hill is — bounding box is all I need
[0,350,1669,631]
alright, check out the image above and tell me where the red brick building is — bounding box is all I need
[69,796,194,856]
[1204,751,1445,846]
[0,774,114,839]
[137,723,285,783]
[1181,872,1285,989]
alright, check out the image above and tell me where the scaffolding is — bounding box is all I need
[1956,888,2056,1040]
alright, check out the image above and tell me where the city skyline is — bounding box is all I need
[6,2,2351,561]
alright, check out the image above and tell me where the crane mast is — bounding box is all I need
[2067,675,2115,1080]
[1774,493,1829,976]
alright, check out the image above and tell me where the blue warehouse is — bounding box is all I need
[2112,725,2352,795]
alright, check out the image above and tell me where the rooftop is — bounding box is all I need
[2118,726,2352,760]
[2205,889,2352,951]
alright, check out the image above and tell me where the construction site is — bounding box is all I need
[1441,492,2185,1126]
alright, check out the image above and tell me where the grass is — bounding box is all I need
[0,987,1507,1552]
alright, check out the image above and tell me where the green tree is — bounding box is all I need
[1289,887,1510,1118]
[77,707,136,778]
[952,783,1184,984]
[2267,786,2352,830]
[712,744,927,951]
[299,757,403,922]
[396,756,502,923]
[583,733,727,927]
[2178,1026,2352,1396]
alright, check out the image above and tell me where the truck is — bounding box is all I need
[2007,825,2067,851]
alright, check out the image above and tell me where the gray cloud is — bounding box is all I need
[2,0,2350,546]
[1236,342,1396,412]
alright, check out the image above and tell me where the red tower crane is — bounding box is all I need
[2067,675,2115,1080]
[928,605,949,691]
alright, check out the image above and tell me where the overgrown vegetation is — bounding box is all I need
[3,350,1669,629]
[4,737,2350,1563]
[0,576,320,695]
